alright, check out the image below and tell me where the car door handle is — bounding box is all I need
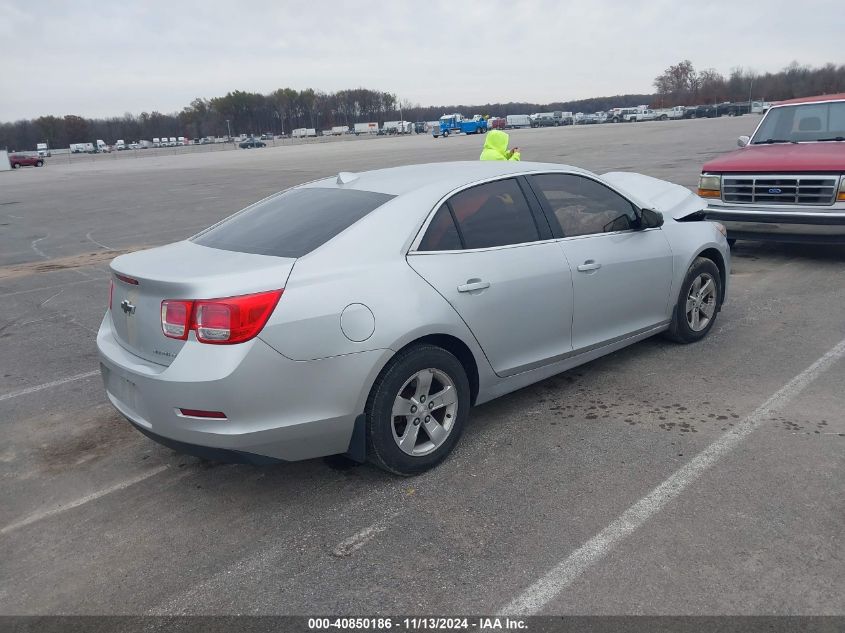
[577,260,602,272]
[457,279,490,292]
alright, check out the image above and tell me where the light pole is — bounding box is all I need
[748,76,755,109]
[226,119,232,142]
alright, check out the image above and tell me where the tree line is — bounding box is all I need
[653,60,845,107]
[3,60,843,150]
[1,88,653,151]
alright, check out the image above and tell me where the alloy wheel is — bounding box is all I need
[391,368,458,456]
[685,273,717,331]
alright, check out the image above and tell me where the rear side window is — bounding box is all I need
[418,205,462,251]
[445,179,540,249]
[193,188,395,258]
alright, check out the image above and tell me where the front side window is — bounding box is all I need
[529,174,638,238]
[445,179,540,249]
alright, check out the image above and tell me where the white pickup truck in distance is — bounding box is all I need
[625,109,658,122]
[652,106,686,121]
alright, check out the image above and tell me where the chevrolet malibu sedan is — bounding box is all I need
[98,161,730,475]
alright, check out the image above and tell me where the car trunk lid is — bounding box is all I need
[109,241,295,365]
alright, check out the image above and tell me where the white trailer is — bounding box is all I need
[331,126,348,135]
[506,114,532,129]
[306,128,317,137]
[354,122,378,135]
[292,128,307,138]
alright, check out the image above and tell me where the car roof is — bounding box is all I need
[301,161,593,197]
[774,93,845,106]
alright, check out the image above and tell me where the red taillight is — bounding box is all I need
[108,280,114,310]
[178,408,227,419]
[160,289,282,345]
[193,289,283,344]
[161,300,193,340]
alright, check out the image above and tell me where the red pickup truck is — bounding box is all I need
[698,93,845,244]
[9,154,45,168]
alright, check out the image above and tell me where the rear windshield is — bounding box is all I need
[192,187,395,258]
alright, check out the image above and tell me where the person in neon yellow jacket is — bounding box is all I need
[479,129,521,161]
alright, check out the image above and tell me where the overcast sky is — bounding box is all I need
[1,0,841,121]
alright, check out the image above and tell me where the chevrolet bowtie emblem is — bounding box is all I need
[120,299,136,315]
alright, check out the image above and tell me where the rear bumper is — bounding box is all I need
[705,207,845,243]
[97,312,389,462]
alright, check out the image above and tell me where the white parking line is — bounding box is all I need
[0,465,170,536]
[0,370,99,403]
[332,511,402,557]
[500,336,845,615]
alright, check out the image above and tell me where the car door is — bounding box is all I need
[407,177,574,377]
[527,173,674,352]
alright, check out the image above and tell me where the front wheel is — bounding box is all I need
[365,345,470,476]
[666,257,722,344]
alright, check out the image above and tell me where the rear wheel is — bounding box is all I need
[666,257,722,344]
[366,345,470,476]
[36,160,44,167]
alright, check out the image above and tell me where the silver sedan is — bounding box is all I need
[98,161,730,475]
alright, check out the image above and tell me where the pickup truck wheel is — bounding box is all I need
[365,345,470,476]
[690,112,697,119]
[666,257,722,344]
[443,130,449,137]
[660,115,668,121]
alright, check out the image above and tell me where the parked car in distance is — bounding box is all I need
[98,161,729,475]
[9,154,44,168]
[239,138,267,149]
[607,107,639,123]
[699,93,845,244]
[684,105,718,119]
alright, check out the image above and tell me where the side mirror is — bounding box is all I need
[737,135,750,147]
[639,208,664,229]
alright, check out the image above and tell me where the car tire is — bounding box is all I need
[666,257,722,344]
[365,345,470,476]
[12,163,20,169]
[36,160,43,167]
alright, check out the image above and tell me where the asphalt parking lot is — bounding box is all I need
[1,117,843,615]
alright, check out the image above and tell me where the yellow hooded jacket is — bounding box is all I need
[479,129,521,161]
